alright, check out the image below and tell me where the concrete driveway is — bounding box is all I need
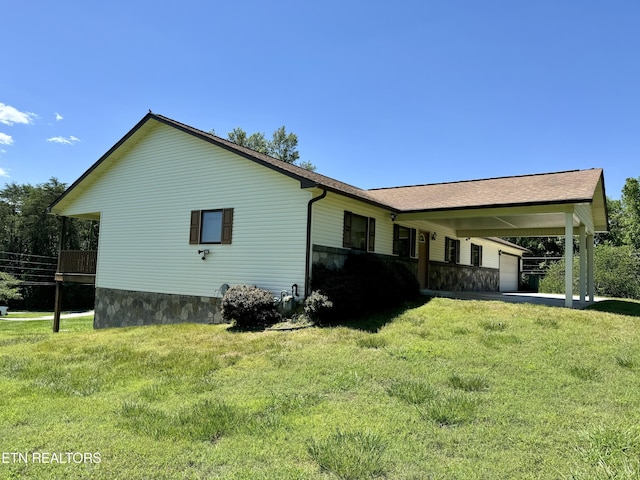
[421,290,605,309]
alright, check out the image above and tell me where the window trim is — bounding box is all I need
[189,208,233,245]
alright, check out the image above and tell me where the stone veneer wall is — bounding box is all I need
[428,261,499,292]
[94,287,224,329]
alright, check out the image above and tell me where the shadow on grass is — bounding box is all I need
[225,297,433,334]
[585,299,640,317]
[320,296,432,333]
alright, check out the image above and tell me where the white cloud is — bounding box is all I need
[47,135,81,145]
[0,132,13,145]
[0,167,9,177]
[0,103,36,126]
[55,112,63,121]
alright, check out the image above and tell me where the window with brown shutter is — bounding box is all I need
[189,208,233,244]
[393,224,417,258]
[343,211,376,251]
[445,237,461,264]
[471,243,483,267]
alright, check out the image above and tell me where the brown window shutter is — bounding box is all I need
[368,217,376,252]
[343,211,352,248]
[189,210,201,244]
[479,245,483,267]
[221,208,234,244]
[410,228,417,258]
[455,239,461,264]
[392,224,399,255]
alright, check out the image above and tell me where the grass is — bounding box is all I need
[1,299,640,478]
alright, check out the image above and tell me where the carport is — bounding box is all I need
[368,169,609,308]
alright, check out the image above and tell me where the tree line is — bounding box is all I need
[0,178,98,309]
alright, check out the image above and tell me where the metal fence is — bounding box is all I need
[0,250,58,286]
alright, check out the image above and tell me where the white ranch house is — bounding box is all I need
[48,112,609,328]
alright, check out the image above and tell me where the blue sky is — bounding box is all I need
[2,1,638,199]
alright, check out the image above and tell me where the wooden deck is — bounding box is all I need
[54,250,97,332]
[55,250,97,284]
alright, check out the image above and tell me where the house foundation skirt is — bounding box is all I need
[94,287,224,328]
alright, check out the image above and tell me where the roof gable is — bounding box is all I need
[49,112,392,214]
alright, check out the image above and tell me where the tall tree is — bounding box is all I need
[212,125,315,171]
[620,177,640,249]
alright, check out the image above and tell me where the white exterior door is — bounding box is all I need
[499,254,519,292]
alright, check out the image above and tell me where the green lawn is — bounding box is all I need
[1,298,640,479]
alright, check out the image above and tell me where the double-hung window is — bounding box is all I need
[393,225,417,258]
[445,237,460,264]
[343,211,375,252]
[471,243,483,267]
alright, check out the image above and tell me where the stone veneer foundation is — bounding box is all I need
[428,262,499,292]
[94,287,224,329]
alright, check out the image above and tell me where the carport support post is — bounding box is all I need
[587,234,595,302]
[565,212,574,308]
[579,225,587,302]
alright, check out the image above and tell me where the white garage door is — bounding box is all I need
[499,254,519,292]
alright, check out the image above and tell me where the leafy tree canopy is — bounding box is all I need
[211,125,315,171]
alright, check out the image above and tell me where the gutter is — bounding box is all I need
[304,188,327,297]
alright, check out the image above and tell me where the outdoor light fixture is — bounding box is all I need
[431,232,437,241]
[390,213,397,221]
[198,249,210,260]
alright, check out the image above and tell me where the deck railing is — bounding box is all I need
[57,250,97,275]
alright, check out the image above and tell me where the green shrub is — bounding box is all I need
[0,271,23,304]
[303,290,333,322]
[221,285,281,329]
[310,253,420,322]
[310,263,363,320]
[539,245,640,300]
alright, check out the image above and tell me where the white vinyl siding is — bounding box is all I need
[56,123,311,297]
[312,193,394,255]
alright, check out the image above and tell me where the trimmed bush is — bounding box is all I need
[221,285,281,329]
[303,291,333,322]
[310,253,420,322]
